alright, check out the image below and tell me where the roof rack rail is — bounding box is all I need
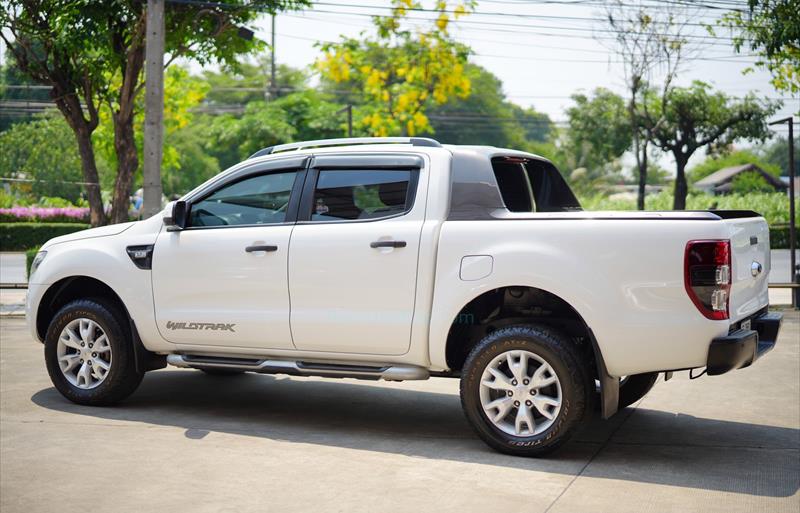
[249,137,441,159]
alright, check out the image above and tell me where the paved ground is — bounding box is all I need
[1,314,798,513]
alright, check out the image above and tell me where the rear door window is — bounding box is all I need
[311,169,413,221]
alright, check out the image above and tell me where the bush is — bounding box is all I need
[0,206,90,223]
[769,225,791,250]
[25,246,41,279]
[579,191,797,227]
[0,223,90,251]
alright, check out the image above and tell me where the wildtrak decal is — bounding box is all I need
[166,321,236,332]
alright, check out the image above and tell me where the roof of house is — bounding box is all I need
[694,163,787,191]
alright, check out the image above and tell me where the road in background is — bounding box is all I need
[0,253,26,284]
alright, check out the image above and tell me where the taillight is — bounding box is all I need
[684,240,731,320]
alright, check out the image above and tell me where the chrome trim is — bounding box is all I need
[166,354,429,381]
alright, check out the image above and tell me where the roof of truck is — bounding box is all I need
[247,137,550,163]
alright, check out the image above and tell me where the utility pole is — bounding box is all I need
[768,116,797,308]
[269,14,277,100]
[143,0,165,218]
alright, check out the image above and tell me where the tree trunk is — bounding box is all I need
[73,126,107,227]
[109,112,139,224]
[628,89,647,211]
[637,140,648,211]
[673,156,689,210]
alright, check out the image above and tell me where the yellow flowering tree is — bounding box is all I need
[316,0,474,136]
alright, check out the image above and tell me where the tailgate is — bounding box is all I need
[723,214,770,321]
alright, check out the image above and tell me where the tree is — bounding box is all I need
[202,55,308,106]
[563,88,631,179]
[205,90,344,169]
[601,0,695,209]
[731,171,776,193]
[759,136,800,176]
[420,64,551,147]
[1,0,306,225]
[92,66,208,198]
[645,81,780,209]
[721,0,800,94]
[0,113,85,202]
[316,0,474,136]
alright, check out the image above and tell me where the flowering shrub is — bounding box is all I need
[0,206,90,223]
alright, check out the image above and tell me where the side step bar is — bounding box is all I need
[166,354,429,382]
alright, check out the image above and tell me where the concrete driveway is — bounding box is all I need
[1,314,798,513]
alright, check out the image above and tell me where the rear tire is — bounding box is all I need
[618,372,658,409]
[44,298,143,406]
[460,325,590,457]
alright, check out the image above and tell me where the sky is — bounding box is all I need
[241,0,798,163]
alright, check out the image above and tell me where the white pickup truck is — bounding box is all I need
[26,137,782,456]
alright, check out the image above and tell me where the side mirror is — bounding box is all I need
[163,200,188,230]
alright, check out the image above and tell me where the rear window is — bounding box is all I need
[491,157,581,213]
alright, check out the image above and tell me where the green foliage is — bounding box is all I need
[421,64,551,147]
[759,137,800,176]
[25,246,40,278]
[205,90,345,170]
[563,88,631,178]
[316,0,474,136]
[1,0,308,224]
[0,191,28,208]
[580,191,797,226]
[768,224,792,249]
[730,171,774,193]
[0,113,84,202]
[721,0,800,94]
[202,57,308,105]
[0,222,89,251]
[689,150,782,183]
[92,66,209,189]
[644,81,781,208]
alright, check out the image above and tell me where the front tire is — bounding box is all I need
[460,325,590,457]
[44,299,143,406]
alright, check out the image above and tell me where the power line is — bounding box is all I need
[309,1,752,30]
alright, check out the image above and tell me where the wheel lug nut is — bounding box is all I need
[507,391,513,397]
[513,401,520,407]
[79,359,84,363]
[88,361,92,365]
[530,389,536,395]
[80,342,85,347]
[92,353,97,358]
[89,344,93,348]
[526,400,532,407]
[523,379,529,385]
[511,380,518,386]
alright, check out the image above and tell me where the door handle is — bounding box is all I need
[245,245,278,253]
[370,240,407,249]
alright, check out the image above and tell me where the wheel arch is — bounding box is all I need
[36,275,164,373]
[440,284,619,418]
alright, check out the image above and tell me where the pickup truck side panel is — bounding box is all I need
[429,218,737,377]
[26,215,172,353]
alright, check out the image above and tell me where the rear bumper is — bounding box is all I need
[706,311,783,376]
